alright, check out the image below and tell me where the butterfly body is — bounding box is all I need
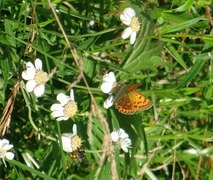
[113,83,152,115]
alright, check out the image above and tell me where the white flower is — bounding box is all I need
[60,124,82,152]
[120,7,140,44]
[50,89,78,121]
[0,139,14,167]
[101,72,117,94]
[111,128,132,153]
[22,58,48,97]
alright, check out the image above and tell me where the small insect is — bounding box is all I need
[68,148,85,160]
[113,83,152,115]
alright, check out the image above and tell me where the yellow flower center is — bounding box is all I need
[112,82,118,89]
[130,16,140,32]
[71,135,82,151]
[0,149,6,158]
[34,70,48,85]
[64,100,78,117]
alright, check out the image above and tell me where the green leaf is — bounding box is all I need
[176,54,207,88]
[83,57,96,84]
[203,35,213,45]
[4,19,19,63]
[173,0,194,12]
[205,85,213,99]
[9,160,56,180]
[160,17,202,34]
[166,42,188,70]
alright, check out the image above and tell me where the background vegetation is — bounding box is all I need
[0,0,213,179]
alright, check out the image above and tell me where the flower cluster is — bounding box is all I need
[50,90,80,154]
[22,58,80,155]
[19,6,137,163]
[22,58,78,121]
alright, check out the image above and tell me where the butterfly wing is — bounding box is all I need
[129,90,152,111]
[115,89,152,115]
[115,93,135,114]
[127,83,141,92]
[68,149,86,160]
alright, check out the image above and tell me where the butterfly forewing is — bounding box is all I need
[127,83,141,92]
[129,90,152,110]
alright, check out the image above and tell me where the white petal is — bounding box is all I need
[34,58,43,70]
[72,124,77,135]
[103,72,116,83]
[22,68,36,80]
[104,95,114,109]
[5,152,14,160]
[26,62,35,69]
[51,108,64,118]
[26,80,37,92]
[50,104,64,112]
[111,131,119,142]
[3,144,13,151]
[123,8,136,19]
[101,82,113,94]
[120,14,131,25]
[118,129,128,139]
[70,89,75,101]
[0,139,9,148]
[56,116,69,121]
[61,133,73,152]
[51,103,69,121]
[121,144,128,153]
[34,84,45,97]
[101,72,116,94]
[120,8,135,26]
[121,27,133,40]
[61,133,73,140]
[57,93,70,106]
[122,138,132,146]
[120,138,131,153]
[130,31,137,44]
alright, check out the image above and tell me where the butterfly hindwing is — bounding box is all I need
[115,94,135,114]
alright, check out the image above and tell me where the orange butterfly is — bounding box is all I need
[113,83,152,115]
[68,148,85,160]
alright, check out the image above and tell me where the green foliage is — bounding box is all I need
[0,0,213,179]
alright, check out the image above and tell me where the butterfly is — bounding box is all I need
[68,148,85,160]
[112,83,152,115]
